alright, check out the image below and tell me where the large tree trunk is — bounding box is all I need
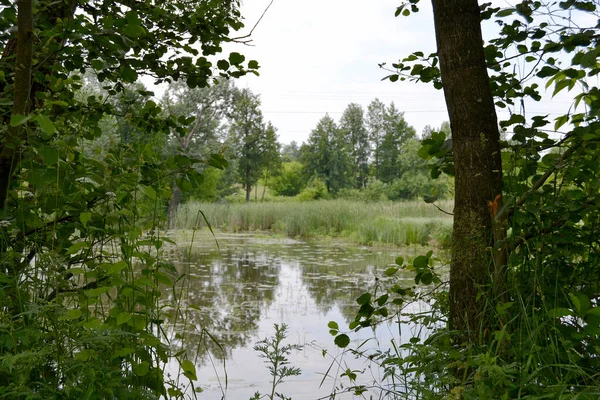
[0,0,78,211]
[431,0,506,338]
[0,0,34,211]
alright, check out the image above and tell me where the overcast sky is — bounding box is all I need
[225,0,444,144]
[218,0,578,145]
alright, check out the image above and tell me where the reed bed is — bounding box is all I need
[174,199,453,247]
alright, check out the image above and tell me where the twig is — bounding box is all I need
[431,202,453,216]
[231,0,275,43]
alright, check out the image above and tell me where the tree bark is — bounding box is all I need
[261,170,268,202]
[167,184,181,229]
[245,166,251,203]
[431,0,506,338]
[0,0,34,211]
[0,0,78,211]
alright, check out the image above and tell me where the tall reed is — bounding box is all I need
[174,200,453,247]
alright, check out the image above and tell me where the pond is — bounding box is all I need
[162,232,431,399]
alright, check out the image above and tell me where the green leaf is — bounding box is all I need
[123,23,146,38]
[35,115,57,135]
[356,293,371,305]
[154,271,173,286]
[229,52,245,65]
[138,184,157,200]
[334,334,350,348]
[113,347,135,358]
[248,60,259,69]
[496,8,515,17]
[133,361,150,377]
[67,241,91,255]
[547,308,573,318]
[181,359,197,381]
[208,153,229,169]
[120,65,138,83]
[117,312,132,325]
[91,59,104,70]
[38,146,59,164]
[554,114,569,130]
[376,294,389,306]
[10,113,31,126]
[327,321,339,330]
[59,309,82,321]
[420,272,433,285]
[217,59,230,70]
[395,256,404,266]
[384,267,398,276]
[75,349,95,361]
[413,255,429,270]
[586,307,600,316]
[80,212,92,228]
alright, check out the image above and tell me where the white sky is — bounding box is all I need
[214,0,582,144]
[227,0,445,144]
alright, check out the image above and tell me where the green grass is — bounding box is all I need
[174,199,453,247]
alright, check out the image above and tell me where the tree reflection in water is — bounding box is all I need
[161,234,423,398]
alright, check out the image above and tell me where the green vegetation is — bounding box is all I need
[174,200,453,247]
[250,324,303,400]
[3,0,600,398]
[0,0,255,398]
[326,0,600,399]
[158,81,453,205]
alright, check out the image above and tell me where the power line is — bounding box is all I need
[263,109,569,115]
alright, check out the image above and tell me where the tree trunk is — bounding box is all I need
[167,184,181,229]
[261,171,268,202]
[431,0,506,338]
[0,0,34,211]
[245,167,251,203]
[375,150,379,180]
[0,0,78,211]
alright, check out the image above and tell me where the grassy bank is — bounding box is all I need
[173,200,453,247]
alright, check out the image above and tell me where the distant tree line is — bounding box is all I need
[86,79,453,204]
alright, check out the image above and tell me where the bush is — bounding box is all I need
[386,173,450,201]
[269,161,306,196]
[297,178,329,201]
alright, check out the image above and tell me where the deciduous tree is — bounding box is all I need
[340,103,370,188]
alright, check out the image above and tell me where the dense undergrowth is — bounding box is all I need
[174,200,453,247]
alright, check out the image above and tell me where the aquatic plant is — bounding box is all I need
[250,324,303,400]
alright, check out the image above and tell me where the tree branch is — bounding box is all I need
[231,0,275,43]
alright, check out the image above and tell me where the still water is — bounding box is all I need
[163,233,430,399]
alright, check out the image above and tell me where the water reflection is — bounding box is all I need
[164,233,426,399]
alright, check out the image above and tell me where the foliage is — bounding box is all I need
[227,89,280,202]
[301,114,352,194]
[296,178,329,201]
[340,103,370,188]
[329,0,600,398]
[366,98,387,180]
[0,0,256,397]
[379,103,416,184]
[250,324,302,400]
[270,161,307,197]
[281,141,302,162]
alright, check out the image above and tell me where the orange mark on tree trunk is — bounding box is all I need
[487,194,502,218]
